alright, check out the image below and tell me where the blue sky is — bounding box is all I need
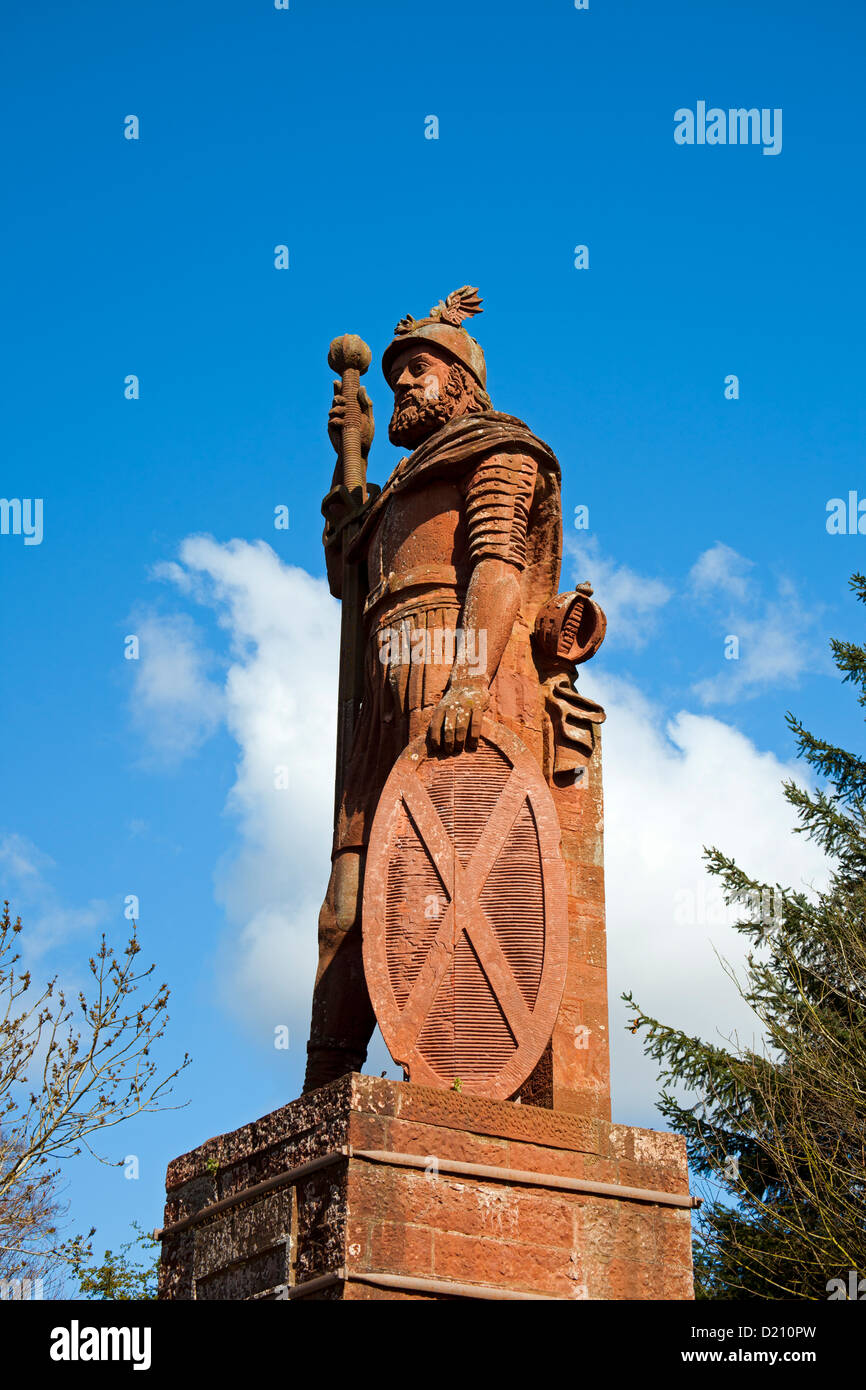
[2,0,864,1284]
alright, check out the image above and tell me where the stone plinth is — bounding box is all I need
[158,1074,694,1301]
[551,734,609,1118]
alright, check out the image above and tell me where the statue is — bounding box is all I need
[157,291,696,1305]
[303,288,606,1097]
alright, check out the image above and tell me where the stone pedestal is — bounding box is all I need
[513,734,609,1119]
[158,1074,695,1301]
[550,736,609,1118]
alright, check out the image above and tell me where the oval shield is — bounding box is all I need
[362,720,568,1100]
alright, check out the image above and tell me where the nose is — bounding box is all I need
[396,364,418,389]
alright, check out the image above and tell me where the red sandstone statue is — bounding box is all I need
[303,289,605,1095]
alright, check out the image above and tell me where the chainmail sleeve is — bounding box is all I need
[463,449,538,570]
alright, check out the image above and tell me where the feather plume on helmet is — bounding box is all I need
[382,286,487,388]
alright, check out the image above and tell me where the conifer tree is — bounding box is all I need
[624,573,866,1299]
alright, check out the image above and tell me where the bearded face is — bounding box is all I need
[388,349,485,448]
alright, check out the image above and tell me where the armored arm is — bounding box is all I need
[429,448,538,753]
[322,380,376,599]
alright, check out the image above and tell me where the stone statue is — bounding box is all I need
[157,292,696,1307]
[303,288,606,1098]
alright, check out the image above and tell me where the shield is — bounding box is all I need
[362,720,568,1099]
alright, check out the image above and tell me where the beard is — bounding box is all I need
[388,389,456,447]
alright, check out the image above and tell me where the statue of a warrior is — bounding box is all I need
[303,288,605,1094]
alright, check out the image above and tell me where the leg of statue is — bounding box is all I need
[302,847,377,1092]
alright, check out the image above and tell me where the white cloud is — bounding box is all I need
[688,552,821,705]
[691,605,812,705]
[689,541,754,601]
[0,832,111,962]
[128,612,223,762]
[564,538,823,707]
[0,831,51,882]
[155,537,340,1029]
[566,536,672,649]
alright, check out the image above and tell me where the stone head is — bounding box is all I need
[387,343,492,448]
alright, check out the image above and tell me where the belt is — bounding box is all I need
[364,564,462,618]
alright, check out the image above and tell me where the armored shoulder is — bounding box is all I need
[462,448,538,570]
